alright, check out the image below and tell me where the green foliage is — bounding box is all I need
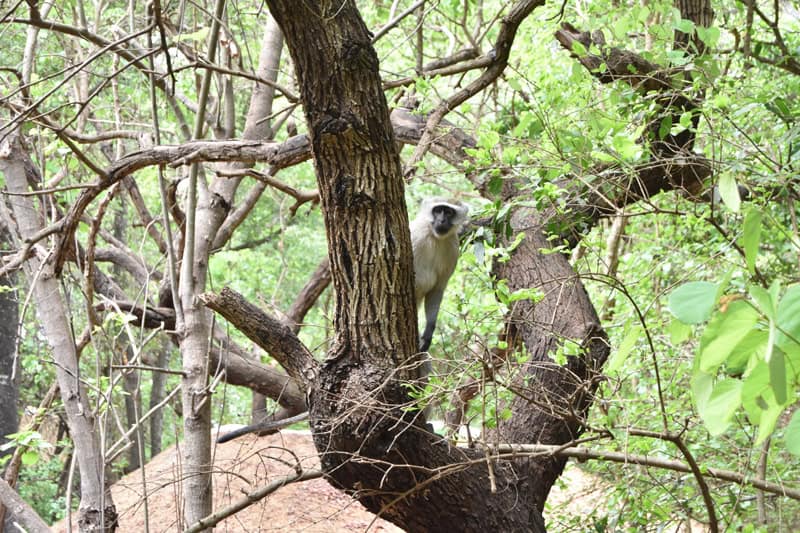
[0,431,55,466]
[3,0,800,528]
[670,276,800,446]
[16,454,72,524]
[668,281,719,324]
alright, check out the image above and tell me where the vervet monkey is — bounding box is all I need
[217,199,468,442]
[411,197,469,362]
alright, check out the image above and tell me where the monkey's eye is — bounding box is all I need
[433,205,455,218]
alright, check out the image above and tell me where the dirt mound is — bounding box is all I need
[55,429,401,532]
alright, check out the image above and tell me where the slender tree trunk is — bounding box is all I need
[148,344,168,456]
[0,225,20,533]
[0,128,117,531]
[245,16,285,428]
[177,12,290,525]
[122,359,142,472]
[0,225,18,451]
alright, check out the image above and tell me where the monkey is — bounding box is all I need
[411,197,469,361]
[217,198,467,443]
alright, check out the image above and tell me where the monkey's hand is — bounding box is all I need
[418,335,432,353]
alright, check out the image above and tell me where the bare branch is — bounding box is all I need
[404,0,544,176]
[494,443,800,501]
[200,287,319,390]
[185,469,324,533]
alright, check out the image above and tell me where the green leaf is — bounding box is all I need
[473,240,485,265]
[479,130,500,150]
[697,300,760,372]
[658,116,672,139]
[669,281,718,324]
[741,360,788,444]
[717,173,741,212]
[742,362,771,423]
[768,348,787,404]
[755,403,784,444]
[674,18,695,35]
[571,41,587,57]
[691,371,714,413]
[748,285,775,321]
[507,287,543,303]
[698,379,742,435]
[716,269,735,300]
[679,111,694,129]
[670,318,692,344]
[776,285,800,352]
[786,410,800,456]
[21,451,39,466]
[696,26,720,48]
[741,208,762,274]
[487,175,503,196]
[725,328,767,376]
[607,325,641,373]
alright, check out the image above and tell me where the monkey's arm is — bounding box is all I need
[216,411,309,443]
[419,287,446,354]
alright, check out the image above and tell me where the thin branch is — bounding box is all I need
[404,0,544,176]
[493,443,800,501]
[184,469,324,533]
[110,364,186,376]
[668,434,719,532]
[372,0,426,42]
[216,167,318,215]
[169,61,299,103]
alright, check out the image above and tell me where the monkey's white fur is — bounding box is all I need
[410,198,469,355]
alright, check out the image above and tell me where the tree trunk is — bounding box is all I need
[177,12,293,525]
[148,344,169,457]
[245,15,285,429]
[122,359,142,472]
[0,224,20,533]
[0,224,19,453]
[0,129,117,531]
[261,3,553,530]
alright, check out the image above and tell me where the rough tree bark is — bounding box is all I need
[233,0,716,530]
[258,2,556,531]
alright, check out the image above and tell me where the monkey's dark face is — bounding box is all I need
[430,204,458,237]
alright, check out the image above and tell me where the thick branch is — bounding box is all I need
[200,287,318,389]
[0,477,50,533]
[554,23,675,91]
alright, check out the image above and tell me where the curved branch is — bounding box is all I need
[200,287,319,390]
[404,0,544,175]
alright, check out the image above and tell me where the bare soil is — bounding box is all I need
[54,428,701,532]
[55,429,402,532]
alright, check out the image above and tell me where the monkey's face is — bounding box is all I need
[430,204,459,237]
